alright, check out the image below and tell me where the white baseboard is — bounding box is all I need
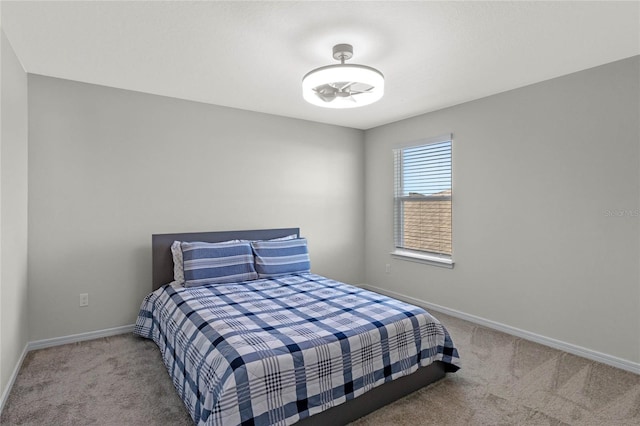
[0,343,28,415]
[361,284,640,375]
[28,324,135,351]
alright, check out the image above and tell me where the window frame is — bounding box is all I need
[391,134,454,269]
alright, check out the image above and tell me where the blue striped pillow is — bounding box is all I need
[251,238,311,278]
[181,241,258,287]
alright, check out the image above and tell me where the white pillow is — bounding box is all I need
[269,234,298,241]
[171,241,185,284]
[238,234,298,243]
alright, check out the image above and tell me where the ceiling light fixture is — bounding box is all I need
[302,44,384,109]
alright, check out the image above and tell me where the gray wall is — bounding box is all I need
[27,75,364,341]
[0,28,29,396]
[364,56,640,364]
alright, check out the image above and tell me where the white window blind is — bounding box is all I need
[394,135,452,258]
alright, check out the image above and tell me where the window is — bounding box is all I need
[393,134,453,267]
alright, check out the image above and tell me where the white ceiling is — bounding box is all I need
[2,1,639,130]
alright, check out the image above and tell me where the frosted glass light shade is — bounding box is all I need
[302,64,384,108]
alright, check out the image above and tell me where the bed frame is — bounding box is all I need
[151,228,447,425]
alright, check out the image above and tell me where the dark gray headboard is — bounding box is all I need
[151,228,300,290]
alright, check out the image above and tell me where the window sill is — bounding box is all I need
[390,249,454,269]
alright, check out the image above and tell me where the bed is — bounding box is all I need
[135,228,460,425]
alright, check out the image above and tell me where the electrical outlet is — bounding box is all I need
[385,264,391,274]
[79,293,89,307]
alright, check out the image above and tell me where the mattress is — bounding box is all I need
[134,273,460,425]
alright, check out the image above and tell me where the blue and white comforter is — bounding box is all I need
[134,273,460,425]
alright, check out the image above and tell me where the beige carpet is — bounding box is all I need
[1,311,638,425]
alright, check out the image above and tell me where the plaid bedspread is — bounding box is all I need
[134,273,460,425]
